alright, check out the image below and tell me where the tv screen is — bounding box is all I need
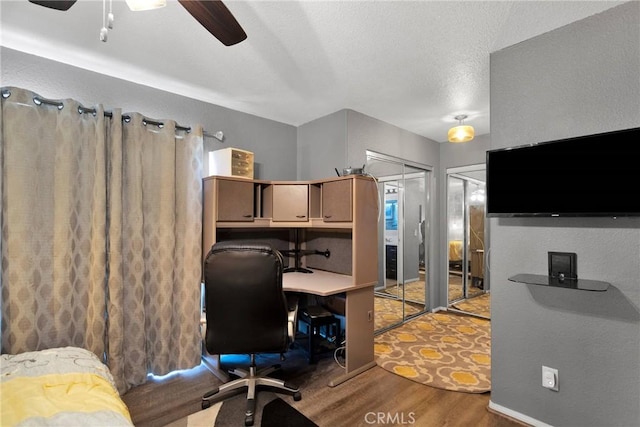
[486,127,640,217]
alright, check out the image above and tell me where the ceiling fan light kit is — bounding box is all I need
[177,0,247,46]
[28,0,247,47]
[27,0,77,11]
[448,114,475,143]
[125,0,166,12]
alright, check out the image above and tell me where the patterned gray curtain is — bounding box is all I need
[106,112,203,392]
[0,87,108,355]
[1,87,203,394]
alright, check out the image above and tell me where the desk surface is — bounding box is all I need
[283,269,375,296]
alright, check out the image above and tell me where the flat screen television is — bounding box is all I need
[486,127,640,217]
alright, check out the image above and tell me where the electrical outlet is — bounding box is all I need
[542,366,559,391]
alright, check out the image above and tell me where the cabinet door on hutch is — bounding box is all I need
[216,178,254,221]
[272,184,309,221]
[322,179,353,222]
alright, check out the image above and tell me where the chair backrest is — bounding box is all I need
[203,240,290,355]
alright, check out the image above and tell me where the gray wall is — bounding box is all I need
[345,109,438,171]
[3,45,449,311]
[297,109,442,307]
[296,110,348,181]
[0,47,297,181]
[439,133,490,169]
[489,3,640,426]
[345,110,442,310]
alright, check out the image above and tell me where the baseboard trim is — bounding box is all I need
[446,306,490,320]
[488,400,553,427]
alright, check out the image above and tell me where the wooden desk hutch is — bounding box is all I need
[202,174,379,386]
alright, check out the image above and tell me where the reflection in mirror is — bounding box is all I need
[401,164,427,323]
[446,165,490,319]
[448,176,465,302]
[367,151,430,332]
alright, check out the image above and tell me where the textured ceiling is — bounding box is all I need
[0,0,625,142]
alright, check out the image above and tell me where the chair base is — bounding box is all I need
[202,354,301,426]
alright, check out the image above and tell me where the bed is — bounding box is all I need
[1,346,133,426]
[449,239,463,268]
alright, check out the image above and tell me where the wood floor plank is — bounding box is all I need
[123,346,526,427]
[122,363,219,426]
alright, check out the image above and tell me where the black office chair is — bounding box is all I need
[201,240,301,426]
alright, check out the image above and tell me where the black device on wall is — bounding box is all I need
[486,127,640,217]
[548,252,577,280]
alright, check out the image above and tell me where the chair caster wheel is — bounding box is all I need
[202,400,211,410]
[244,415,254,426]
[293,391,302,401]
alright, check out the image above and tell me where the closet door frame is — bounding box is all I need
[366,150,433,333]
[446,164,489,307]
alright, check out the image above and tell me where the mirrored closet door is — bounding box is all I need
[366,151,431,332]
[446,165,489,318]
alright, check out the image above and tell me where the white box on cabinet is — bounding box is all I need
[208,147,254,179]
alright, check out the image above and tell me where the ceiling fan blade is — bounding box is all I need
[178,0,247,46]
[28,0,77,11]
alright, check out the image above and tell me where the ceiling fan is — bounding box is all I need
[27,0,247,46]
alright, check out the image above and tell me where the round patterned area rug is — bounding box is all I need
[374,311,491,393]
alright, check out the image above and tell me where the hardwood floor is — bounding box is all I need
[122,346,526,427]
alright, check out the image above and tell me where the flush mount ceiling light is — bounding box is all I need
[125,0,166,11]
[448,114,475,143]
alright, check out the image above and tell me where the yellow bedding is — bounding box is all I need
[1,347,133,427]
[449,240,463,261]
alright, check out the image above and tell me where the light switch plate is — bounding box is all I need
[542,366,559,391]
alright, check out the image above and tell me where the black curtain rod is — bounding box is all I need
[104,110,191,133]
[1,89,221,137]
[8,91,191,133]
